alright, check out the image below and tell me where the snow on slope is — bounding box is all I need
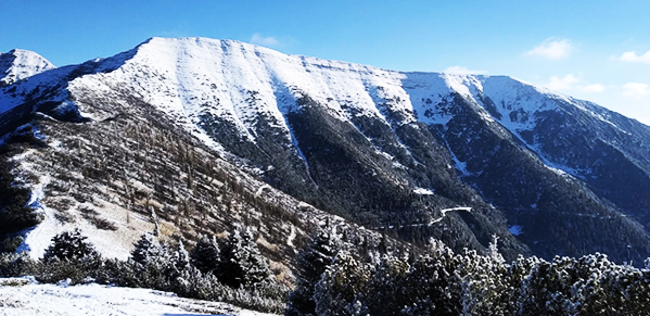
[3,37,640,260]
[76,38,621,144]
[0,278,274,316]
[2,37,620,156]
[0,49,55,86]
[0,37,629,153]
[0,64,76,114]
[67,37,419,155]
[58,38,639,189]
[9,126,157,260]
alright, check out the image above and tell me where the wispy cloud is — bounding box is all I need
[580,84,605,93]
[622,82,650,97]
[525,38,573,59]
[250,33,280,47]
[618,50,650,64]
[442,66,488,75]
[544,74,605,93]
[545,74,580,90]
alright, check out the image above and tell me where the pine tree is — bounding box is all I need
[401,239,464,316]
[285,225,344,316]
[517,256,579,315]
[362,255,410,316]
[131,233,165,266]
[218,226,271,288]
[458,249,510,316]
[190,234,220,274]
[312,251,371,316]
[172,240,191,272]
[42,229,99,263]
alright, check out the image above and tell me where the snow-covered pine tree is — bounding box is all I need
[190,234,220,274]
[42,229,99,263]
[620,263,650,314]
[285,225,344,316]
[38,229,101,284]
[312,251,371,316]
[169,240,209,298]
[458,247,510,316]
[131,233,165,266]
[517,256,578,315]
[361,255,410,316]
[401,238,464,316]
[218,226,272,288]
[172,240,191,272]
[508,255,542,315]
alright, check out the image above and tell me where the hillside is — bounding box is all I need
[1,37,649,266]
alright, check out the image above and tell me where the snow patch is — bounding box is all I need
[413,187,434,195]
[287,225,296,250]
[0,49,56,86]
[18,176,58,260]
[0,280,274,316]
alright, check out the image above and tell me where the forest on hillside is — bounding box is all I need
[1,225,649,316]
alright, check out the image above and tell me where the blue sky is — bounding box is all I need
[2,0,650,124]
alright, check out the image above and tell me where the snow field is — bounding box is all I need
[0,278,276,316]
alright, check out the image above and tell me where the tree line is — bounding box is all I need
[287,226,650,316]
[2,224,650,315]
[0,226,288,313]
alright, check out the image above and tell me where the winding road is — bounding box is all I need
[372,207,472,230]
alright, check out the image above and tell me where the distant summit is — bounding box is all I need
[0,49,55,86]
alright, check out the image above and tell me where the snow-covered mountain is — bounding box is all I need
[0,49,55,87]
[1,37,650,264]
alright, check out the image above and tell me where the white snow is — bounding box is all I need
[0,278,276,316]
[1,37,632,163]
[413,187,434,195]
[67,37,419,155]
[1,37,639,261]
[0,64,75,114]
[286,225,296,250]
[1,37,623,182]
[0,49,55,86]
[17,176,55,260]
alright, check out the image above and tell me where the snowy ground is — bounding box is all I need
[0,278,277,316]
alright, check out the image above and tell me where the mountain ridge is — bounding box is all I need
[0,49,55,87]
[1,36,650,265]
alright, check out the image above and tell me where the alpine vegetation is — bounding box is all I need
[287,230,650,316]
[0,228,288,314]
[2,36,650,314]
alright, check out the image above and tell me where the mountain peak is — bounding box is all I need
[0,48,55,86]
[2,37,650,265]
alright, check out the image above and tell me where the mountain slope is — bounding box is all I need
[0,49,55,87]
[1,37,649,264]
[0,47,412,287]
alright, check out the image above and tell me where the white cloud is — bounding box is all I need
[442,66,488,75]
[544,74,606,95]
[622,82,650,97]
[250,33,280,47]
[545,74,580,91]
[580,84,605,93]
[525,38,573,59]
[619,50,650,64]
